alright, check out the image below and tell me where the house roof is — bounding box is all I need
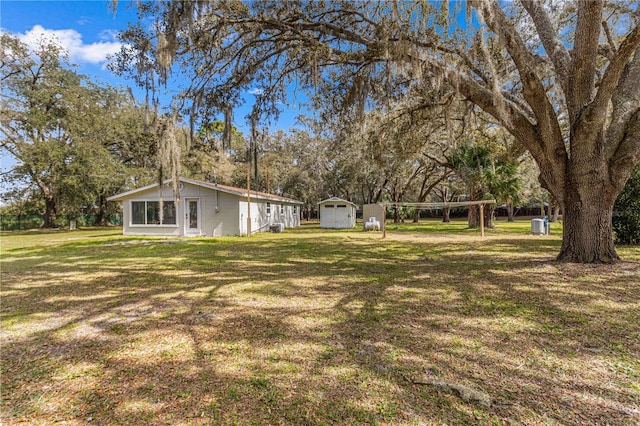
[317,197,358,208]
[107,177,304,205]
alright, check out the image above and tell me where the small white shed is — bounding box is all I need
[318,197,357,229]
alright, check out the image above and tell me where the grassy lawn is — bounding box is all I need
[1,220,639,425]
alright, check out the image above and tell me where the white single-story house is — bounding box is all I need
[318,197,357,229]
[107,177,303,237]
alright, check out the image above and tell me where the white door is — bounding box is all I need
[321,204,335,228]
[336,205,349,227]
[184,198,200,235]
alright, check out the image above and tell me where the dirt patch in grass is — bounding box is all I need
[1,222,639,424]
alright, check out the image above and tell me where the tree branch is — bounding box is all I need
[609,108,640,191]
[579,23,640,142]
[521,0,572,93]
[471,1,566,167]
[602,20,617,53]
[568,0,603,118]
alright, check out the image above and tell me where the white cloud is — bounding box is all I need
[248,88,264,96]
[16,25,122,66]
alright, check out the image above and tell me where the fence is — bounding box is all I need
[0,214,123,231]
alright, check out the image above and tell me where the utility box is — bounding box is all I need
[531,218,546,235]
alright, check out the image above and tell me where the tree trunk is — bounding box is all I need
[442,207,450,223]
[485,205,495,229]
[468,205,479,228]
[97,194,108,226]
[467,187,483,228]
[44,197,57,228]
[552,205,560,222]
[557,185,619,263]
[413,208,420,223]
[507,203,515,222]
[468,204,494,228]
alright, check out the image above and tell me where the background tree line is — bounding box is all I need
[2,0,639,254]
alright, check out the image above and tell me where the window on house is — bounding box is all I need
[132,202,146,224]
[293,206,297,214]
[162,201,176,224]
[131,201,176,225]
[337,205,347,208]
[280,205,284,213]
[325,204,334,208]
[146,201,160,224]
[267,202,271,215]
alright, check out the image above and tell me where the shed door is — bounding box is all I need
[322,204,335,228]
[335,204,349,227]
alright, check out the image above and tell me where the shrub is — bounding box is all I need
[613,164,640,245]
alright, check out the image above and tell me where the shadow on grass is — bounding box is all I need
[1,229,639,424]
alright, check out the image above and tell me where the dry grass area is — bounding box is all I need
[1,221,639,425]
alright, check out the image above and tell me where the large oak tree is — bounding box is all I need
[1,34,92,226]
[115,0,640,262]
[1,34,158,226]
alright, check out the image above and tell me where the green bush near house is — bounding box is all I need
[613,164,640,245]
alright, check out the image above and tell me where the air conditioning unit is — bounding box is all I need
[269,223,285,233]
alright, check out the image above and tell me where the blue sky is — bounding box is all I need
[0,0,302,131]
[1,1,138,89]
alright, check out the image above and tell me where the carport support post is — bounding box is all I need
[382,203,387,239]
[480,202,485,238]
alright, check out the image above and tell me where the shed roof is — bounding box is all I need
[107,177,303,205]
[317,197,358,208]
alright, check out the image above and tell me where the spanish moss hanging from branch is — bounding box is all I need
[157,108,181,197]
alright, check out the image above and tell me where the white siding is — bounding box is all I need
[239,198,300,235]
[282,204,300,228]
[266,202,300,229]
[179,183,243,236]
[202,191,240,236]
[115,179,302,237]
[239,198,266,236]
